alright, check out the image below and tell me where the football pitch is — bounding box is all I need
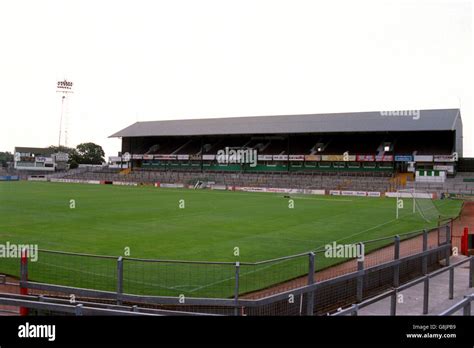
[0,181,463,297]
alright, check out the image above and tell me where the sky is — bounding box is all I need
[0,0,472,158]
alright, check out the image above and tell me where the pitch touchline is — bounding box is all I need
[35,261,184,292]
[188,259,289,293]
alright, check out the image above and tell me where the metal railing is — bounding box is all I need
[331,256,474,316]
[439,294,474,316]
[0,292,217,316]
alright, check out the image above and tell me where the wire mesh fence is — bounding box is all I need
[314,276,358,314]
[239,254,309,299]
[314,249,358,281]
[29,250,117,292]
[245,292,309,316]
[122,259,236,298]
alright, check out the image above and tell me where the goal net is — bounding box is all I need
[396,189,440,223]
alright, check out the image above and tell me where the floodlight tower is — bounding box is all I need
[56,79,74,148]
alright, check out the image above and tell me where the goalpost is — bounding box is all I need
[396,188,440,223]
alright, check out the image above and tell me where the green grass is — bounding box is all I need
[0,181,462,297]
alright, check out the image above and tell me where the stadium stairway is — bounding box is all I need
[390,172,414,191]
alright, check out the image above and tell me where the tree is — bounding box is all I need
[0,152,13,167]
[48,145,73,153]
[69,160,79,169]
[47,143,105,165]
[75,143,105,164]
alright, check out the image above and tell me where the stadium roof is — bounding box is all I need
[110,109,462,138]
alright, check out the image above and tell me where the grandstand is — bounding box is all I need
[92,109,461,193]
[8,109,463,193]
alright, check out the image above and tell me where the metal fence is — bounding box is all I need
[0,293,217,316]
[12,223,460,316]
[440,293,474,316]
[331,256,474,316]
